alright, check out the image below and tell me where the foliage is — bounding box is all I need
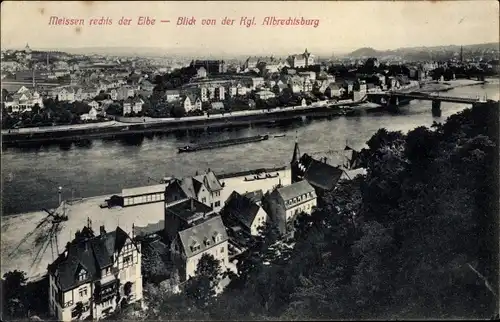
[184,253,222,308]
[117,101,498,321]
[141,243,170,283]
[2,270,28,318]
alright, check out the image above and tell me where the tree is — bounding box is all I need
[105,103,123,116]
[170,104,186,118]
[141,244,169,283]
[2,270,28,318]
[32,103,41,115]
[185,254,222,308]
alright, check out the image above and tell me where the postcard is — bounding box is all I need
[1,1,499,321]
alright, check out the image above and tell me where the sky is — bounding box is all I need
[1,1,499,56]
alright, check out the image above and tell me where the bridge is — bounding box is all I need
[367,90,488,116]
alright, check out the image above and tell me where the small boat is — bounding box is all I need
[274,134,286,138]
[178,135,269,153]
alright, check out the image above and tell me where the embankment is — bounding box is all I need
[2,106,349,144]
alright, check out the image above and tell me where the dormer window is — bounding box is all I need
[213,232,222,243]
[204,238,211,247]
[190,240,201,252]
[78,269,87,281]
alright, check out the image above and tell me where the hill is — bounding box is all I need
[346,42,500,60]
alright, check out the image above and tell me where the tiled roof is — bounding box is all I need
[223,191,261,230]
[193,172,223,193]
[277,180,315,202]
[177,215,228,258]
[299,154,344,190]
[48,226,133,292]
[243,189,264,204]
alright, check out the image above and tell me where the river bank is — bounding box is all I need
[2,104,353,145]
[419,79,486,93]
[3,83,498,215]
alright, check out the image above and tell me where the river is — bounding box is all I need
[2,83,499,215]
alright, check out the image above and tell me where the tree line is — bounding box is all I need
[119,100,499,320]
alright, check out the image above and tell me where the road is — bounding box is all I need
[2,98,361,138]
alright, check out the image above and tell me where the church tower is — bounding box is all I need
[291,139,302,184]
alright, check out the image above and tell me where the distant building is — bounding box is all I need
[47,225,143,321]
[123,97,144,115]
[197,67,207,78]
[80,107,98,121]
[180,93,202,112]
[255,90,276,100]
[210,102,225,110]
[116,85,136,100]
[4,86,43,113]
[165,89,181,102]
[190,60,227,74]
[287,49,315,68]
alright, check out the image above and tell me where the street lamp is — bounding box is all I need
[58,186,62,205]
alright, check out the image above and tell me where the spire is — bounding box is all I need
[291,133,300,164]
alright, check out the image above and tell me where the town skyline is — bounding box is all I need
[1,1,499,56]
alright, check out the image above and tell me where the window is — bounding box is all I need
[103,267,111,276]
[202,197,207,204]
[204,238,211,246]
[213,232,221,243]
[215,201,220,208]
[220,247,224,253]
[123,255,133,267]
[211,203,214,208]
[78,270,87,281]
[79,287,88,297]
[191,241,201,252]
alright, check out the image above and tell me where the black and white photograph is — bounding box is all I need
[1,1,499,321]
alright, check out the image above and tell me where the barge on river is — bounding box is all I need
[179,134,269,153]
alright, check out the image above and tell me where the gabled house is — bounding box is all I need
[181,93,202,112]
[165,199,228,281]
[47,225,143,321]
[55,87,76,102]
[4,89,44,113]
[123,97,144,115]
[164,171,224,212]
[222,191,268,236]
[80,107,98,121]
[325,84,345,98]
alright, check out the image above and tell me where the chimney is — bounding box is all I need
[191,198,195,211]
[323,157,327,163]
[207,168,211,173]
[100,225,106,236]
